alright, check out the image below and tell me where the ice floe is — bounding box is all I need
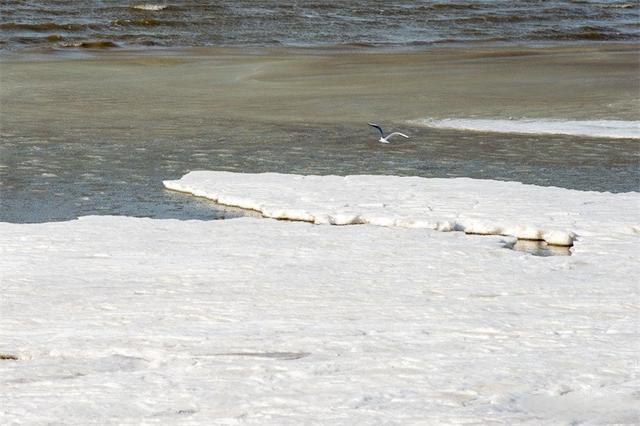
[1,215,638,424]
[164,171,640,247]
[410,118,640,139]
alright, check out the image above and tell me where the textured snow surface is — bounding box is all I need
[1,215,639,424]
[410,118,640,139]
[164,172,640,246]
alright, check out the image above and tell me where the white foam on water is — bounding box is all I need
[131,4,168,11]
[410,118,640,139]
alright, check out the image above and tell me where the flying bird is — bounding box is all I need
[368,123,409,144]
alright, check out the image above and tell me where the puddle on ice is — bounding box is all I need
[506,239,572,257]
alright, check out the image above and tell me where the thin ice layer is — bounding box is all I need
[410,118,640,139]
[163,172,640,246]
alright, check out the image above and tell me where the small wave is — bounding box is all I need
[131,4,168,11]
[46,34,64,42]
[0,22,87,32]
[410,118,640,139]
[453,14,526,24]
[602,3,636,9]
[337,41,379,48]
[532,26,627,41]
[60,40,119,49]
[111,18,165,27]
[423,3,481,11]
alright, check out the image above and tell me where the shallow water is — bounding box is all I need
[509,240,572,257]
[1,0,638,51]
[1,45,638,223]
[2,121,638,223]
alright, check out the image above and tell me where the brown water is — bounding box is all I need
[1,1,638,51]
[0,44,638,222]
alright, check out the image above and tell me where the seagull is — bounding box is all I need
[368,123,409,144]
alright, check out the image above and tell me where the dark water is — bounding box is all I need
[1,0,638,51]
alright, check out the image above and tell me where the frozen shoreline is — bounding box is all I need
[1,214,638,424]
[2,172,639,423]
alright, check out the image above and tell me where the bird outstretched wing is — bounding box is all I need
[385,132,409,140]
[368,123,385,137]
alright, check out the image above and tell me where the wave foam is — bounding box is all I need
[131,4,168,11]
[410,118,640,139]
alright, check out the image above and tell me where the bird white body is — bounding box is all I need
[368,123,409,143]
[379,132,409,143]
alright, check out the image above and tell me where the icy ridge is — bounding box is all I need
[163,172,640,247]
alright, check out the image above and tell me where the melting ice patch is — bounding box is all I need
[410,118,640,139]
[163,171,640,247]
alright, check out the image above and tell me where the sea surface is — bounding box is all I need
[1,0,638,51]
[0,3,638,223]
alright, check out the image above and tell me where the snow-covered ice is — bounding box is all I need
[2,173,639,424]
[410,118,640,139]
[164,171,640,247]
